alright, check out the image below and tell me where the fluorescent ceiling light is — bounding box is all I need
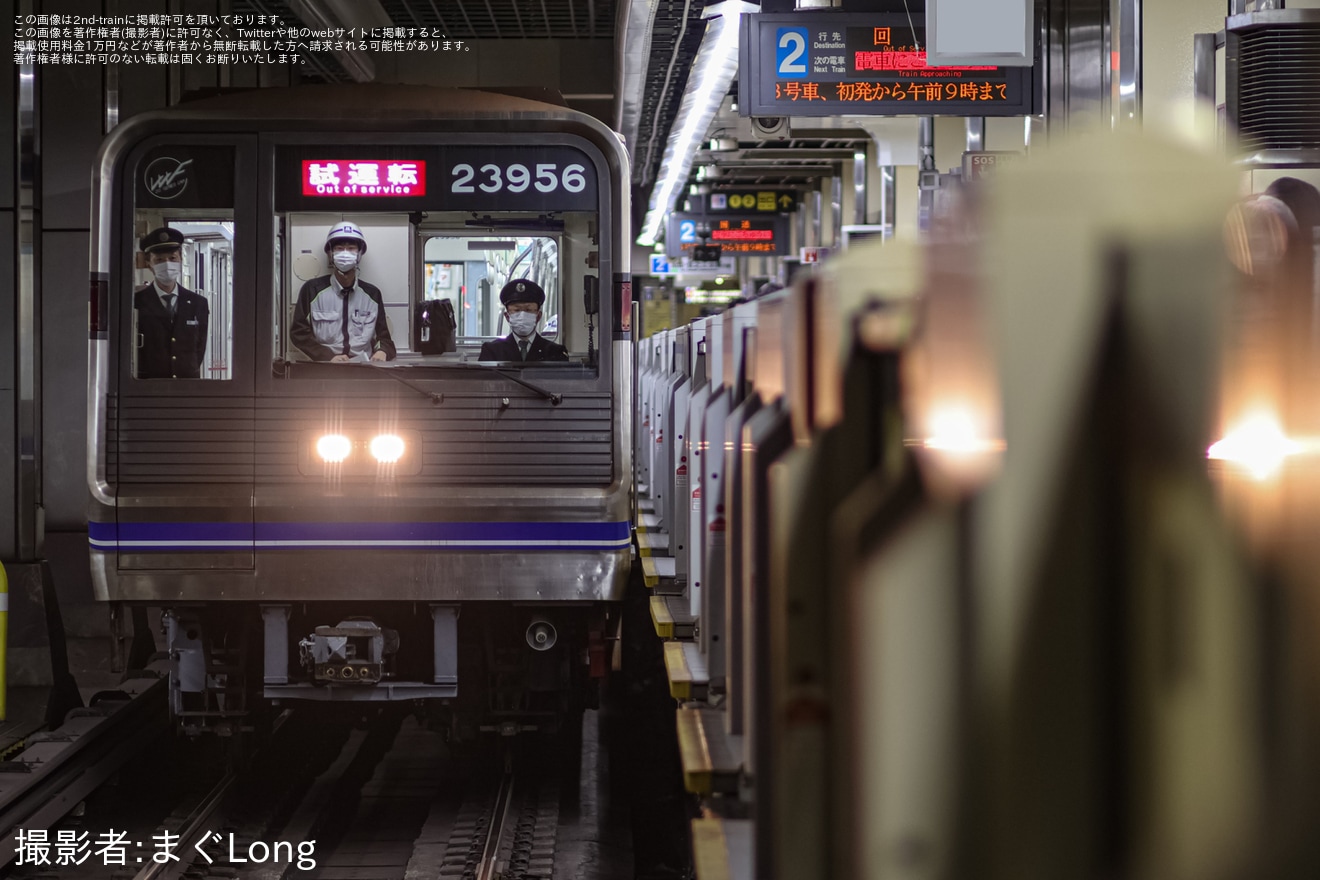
[637,1,756,247]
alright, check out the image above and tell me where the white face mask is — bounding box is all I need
[152,261,182,284]
[508,311,538,338]
[332,250,360,273]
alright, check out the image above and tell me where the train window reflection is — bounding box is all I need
[273,213,596,372]
[423,235,560,340]
[131,215,234,380]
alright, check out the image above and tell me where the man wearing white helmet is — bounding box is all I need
[291,221,397,363]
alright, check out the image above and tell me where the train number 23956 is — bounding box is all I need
[450,162,587,194]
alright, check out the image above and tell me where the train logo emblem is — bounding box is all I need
[144,156,193,200]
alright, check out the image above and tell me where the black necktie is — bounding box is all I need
[164,293,177,318]
[519,338,530,360]
[340,287,351,357]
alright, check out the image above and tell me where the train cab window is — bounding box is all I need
[131,215,235,380]
[130,143,238,382]
[423,235,560,340]
[268,146,601,377]
[420,212,600,370]
[278,213,411,366]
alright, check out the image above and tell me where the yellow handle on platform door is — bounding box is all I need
[0,561,7,720]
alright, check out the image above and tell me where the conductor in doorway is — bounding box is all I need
[134,226,209,379]
[478,279,569,363]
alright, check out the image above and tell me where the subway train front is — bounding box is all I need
[85,85,633,737]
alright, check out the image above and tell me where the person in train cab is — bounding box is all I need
[290,221,397,363]
[478,279,569,362]
[134,226,209,379]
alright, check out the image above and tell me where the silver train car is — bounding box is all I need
[87,85,633,735]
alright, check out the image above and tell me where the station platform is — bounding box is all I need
[650,595,696,640]
[676,707,742,796]
[663,641,708,701]
[692,818,752,880]
[641,555,679,591]
[0,637,137,757]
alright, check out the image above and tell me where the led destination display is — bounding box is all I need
[666,213,791,258]
[740,12,1037,117]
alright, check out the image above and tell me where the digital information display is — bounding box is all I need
[739,12,1038,117]
[666,213,791,258]
[276,145,598,213]
[302,160,427,197]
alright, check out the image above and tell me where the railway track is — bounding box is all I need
[477,771,518,880]
[471,769,559,880]
[103,711,563,880]
[5,701,622,880]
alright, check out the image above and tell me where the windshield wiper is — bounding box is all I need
[284,360,564,406]
[394,362,563,405]
[378,365,446,405]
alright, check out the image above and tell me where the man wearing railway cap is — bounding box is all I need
[133,226,210,379]
[478,279,568,363]
[291,221,397,363]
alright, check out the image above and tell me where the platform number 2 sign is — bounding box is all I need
[679,220,697,244]
[776,28,808,79]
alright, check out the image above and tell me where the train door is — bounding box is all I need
[113,139,257,570]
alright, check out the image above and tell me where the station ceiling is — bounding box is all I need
[229,0,868,231]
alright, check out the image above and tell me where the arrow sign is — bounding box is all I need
[708,190,798,213]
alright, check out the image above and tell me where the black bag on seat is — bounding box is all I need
[414,298,457,354]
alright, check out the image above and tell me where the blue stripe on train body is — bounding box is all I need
[88,521,633,552]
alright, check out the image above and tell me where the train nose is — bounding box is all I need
[526,618,557,651]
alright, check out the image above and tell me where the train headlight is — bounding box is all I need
[1208,412,1299,481]
[369,434,406,463]
[316,434,353,463]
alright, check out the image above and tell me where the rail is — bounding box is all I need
[476,770,518,880]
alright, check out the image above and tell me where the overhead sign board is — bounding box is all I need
[709,190,799,212]
[684,254,739,274]
[650,254,739,275]
[739,13,1038,118]
[666,213,792,258]
[961,150,1022,180]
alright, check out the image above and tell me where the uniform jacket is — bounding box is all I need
[134,283,209,379]
[291,275,397,362]
[478,333,569,363]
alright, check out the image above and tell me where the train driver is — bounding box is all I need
[291,221,397,363]
[134,226,210,379]
[477,279,569,362]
